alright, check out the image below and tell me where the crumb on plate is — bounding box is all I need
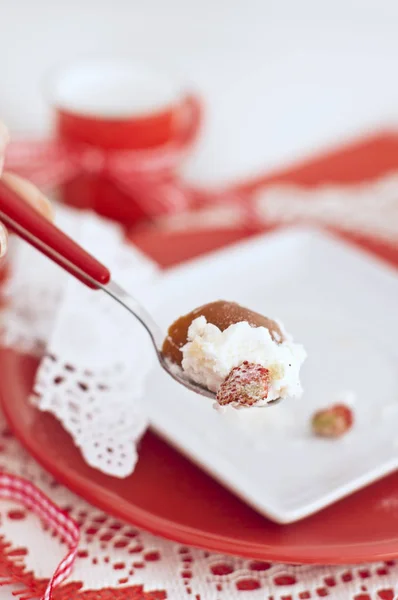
[311,404,354,438]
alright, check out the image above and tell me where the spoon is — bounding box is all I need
[0,180,280,405]
[0,180,219,399]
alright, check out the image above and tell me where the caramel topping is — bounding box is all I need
[162,300,285,366]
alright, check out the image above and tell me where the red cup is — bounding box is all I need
[48,60,198,225]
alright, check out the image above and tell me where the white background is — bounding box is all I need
[2,1,398,185]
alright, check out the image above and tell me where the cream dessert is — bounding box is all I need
[162,301,306,408]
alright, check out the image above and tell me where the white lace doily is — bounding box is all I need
[254,171,398,243]
[1,205,158,478]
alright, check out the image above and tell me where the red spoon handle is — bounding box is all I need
[0,180,111,288]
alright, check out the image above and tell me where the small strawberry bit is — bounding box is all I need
[311,404,354,438]
[217,361,270,407]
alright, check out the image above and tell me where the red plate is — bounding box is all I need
[1,225,398,565]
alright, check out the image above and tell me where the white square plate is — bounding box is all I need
[143,227,398,523]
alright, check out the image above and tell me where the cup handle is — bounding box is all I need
[175,93,203,148]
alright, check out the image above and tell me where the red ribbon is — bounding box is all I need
[0,473,79,599]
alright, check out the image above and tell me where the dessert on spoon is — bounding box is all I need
[0,181,306,407]
[163,300,306,408]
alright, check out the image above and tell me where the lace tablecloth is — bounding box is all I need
[0,405,397,600]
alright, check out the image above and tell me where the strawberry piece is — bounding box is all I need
[217,361,270,407]
[311,403,354,438]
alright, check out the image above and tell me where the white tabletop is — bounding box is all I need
[1,0,398,187]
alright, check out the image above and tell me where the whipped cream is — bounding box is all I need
[181,316,307,404]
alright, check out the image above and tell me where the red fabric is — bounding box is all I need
[237,131,398,190]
